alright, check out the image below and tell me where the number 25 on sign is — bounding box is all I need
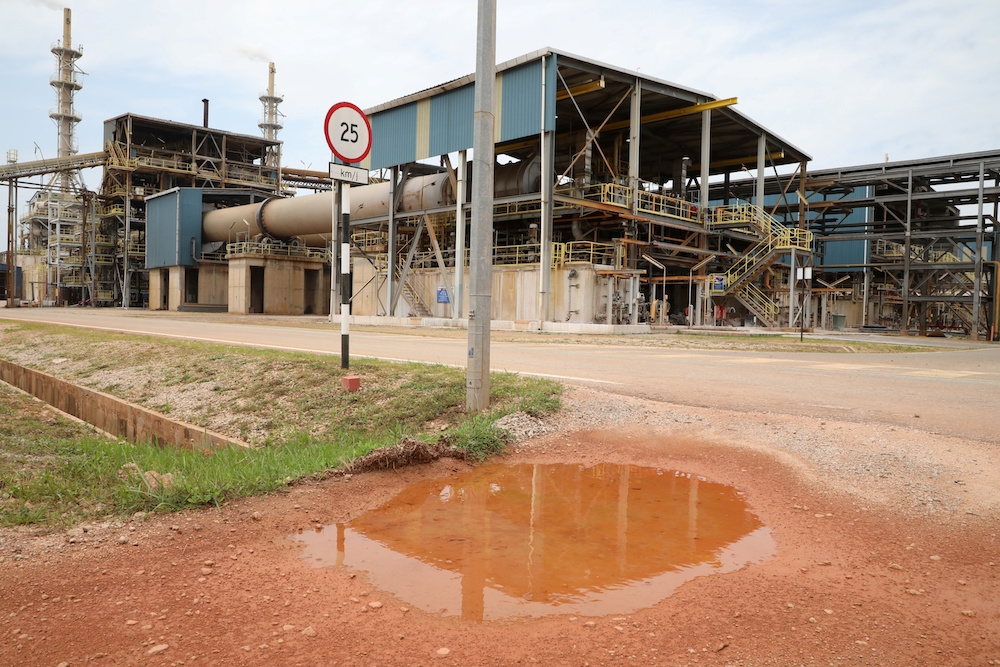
[324,102,373,165]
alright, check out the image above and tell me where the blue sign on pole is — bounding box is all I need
[436,287,450,304]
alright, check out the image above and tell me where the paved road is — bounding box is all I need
[2,308,998,443]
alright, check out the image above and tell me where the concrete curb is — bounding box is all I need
[0,358,248,450]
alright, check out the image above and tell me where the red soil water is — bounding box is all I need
[296,462,774,620]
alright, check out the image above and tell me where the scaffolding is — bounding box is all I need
[97,113,283,307]
[722,150,999,339]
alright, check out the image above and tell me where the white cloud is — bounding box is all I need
[2,0,999,245]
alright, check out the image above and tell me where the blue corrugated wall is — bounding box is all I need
[146,188,203,269]
[429,86,474,158]
[500,61,543,142]
[371,104,418,170]
[368,54,557,170]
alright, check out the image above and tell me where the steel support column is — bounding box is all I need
[789,248,796,329]
[123,171,131,309]
[902,169,912,334]
[6,179,14,306]
[453,152,467,320]
[628,80,641,215]
[862,202,871,327]
[756,134,766,209]
[387,166,398,316]
[799,161,810,328]
[699,110,710,219]
[536,54,554,325]
[699,109,710,326]
[972,161,985,340]
[538,132,554,323]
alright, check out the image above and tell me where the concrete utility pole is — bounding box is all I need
[466,0,496,412]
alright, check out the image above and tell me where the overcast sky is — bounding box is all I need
[2,0,998,247]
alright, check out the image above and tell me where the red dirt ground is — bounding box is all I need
[2,422,999,667]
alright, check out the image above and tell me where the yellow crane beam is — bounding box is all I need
[603,97,738,133]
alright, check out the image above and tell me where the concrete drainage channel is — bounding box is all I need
[0,358,247,450]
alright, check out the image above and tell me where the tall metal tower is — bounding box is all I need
[49,7,83,192]
[258,62,283,168]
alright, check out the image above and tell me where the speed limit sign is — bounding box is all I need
[324,102,372,164]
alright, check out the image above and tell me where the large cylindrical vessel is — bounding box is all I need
[201,173,454,245]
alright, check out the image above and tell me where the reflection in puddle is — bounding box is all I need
[296,463,774,620]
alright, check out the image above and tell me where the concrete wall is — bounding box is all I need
[148,266,187,311]
[168,266,184,311]
[149,266,182,311]
[149,268,164,310]
[262,259,296,314]
[549,265,606,323]
[149,264,215,311]
[351,260,390,316]
[302,266,330,316]
[350,261,610,323]
[197,264,228,305]
[0,358,246,450]
[19,256,49,304]
[228,257,263,314]
[228,256,327,315]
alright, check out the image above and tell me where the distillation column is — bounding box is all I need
[50,8,83,193]
[259,62,283,168]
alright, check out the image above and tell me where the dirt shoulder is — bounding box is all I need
[2,386,998,666]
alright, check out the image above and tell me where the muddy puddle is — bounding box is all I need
[296,463,774,620]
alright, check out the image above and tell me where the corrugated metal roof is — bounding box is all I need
[364,48,811,169]
[364,47,711,115]
[103,113,280,148]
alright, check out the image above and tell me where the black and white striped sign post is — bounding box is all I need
[339,184,351,368]
[324,102,372,371]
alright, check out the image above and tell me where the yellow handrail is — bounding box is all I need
[738,282,778,324]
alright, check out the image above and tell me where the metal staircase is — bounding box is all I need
[392,234,434,317]
[399,274,433,317]
[350,245,434,318]
[709,204,813,327]
[738,280,779,327]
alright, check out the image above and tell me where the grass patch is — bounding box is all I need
[0,325,562,528]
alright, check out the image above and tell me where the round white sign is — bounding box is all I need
[324,102,372,164]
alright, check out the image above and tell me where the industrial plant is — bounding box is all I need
[2,9,997,340]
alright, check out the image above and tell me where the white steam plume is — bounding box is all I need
[234,43,271,63]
